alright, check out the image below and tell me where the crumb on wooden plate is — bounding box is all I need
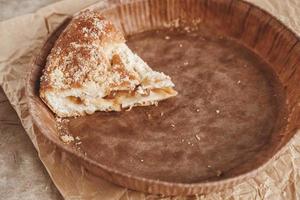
[60,134,74,143]
[216,170,222,176]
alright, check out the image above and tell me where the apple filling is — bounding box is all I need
[65,87,176,111]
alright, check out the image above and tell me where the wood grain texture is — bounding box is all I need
[26,0,300,195]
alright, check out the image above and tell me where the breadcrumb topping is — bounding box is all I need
[40,10,137,95]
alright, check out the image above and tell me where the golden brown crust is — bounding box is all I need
[40,10,128,94]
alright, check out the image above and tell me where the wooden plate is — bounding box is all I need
[26,0,300,195]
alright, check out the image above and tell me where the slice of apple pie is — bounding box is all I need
[40,10,177,117]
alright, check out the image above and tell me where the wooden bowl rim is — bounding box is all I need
[25,0,300,194]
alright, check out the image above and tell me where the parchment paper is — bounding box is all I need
[0,0,300,199]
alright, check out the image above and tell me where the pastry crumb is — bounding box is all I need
[237,80,241,84]
[55,117,69,124]
[216,170,222,176]
[141,159,144,162]
[160,112,164,117]
[165,36,170,40]
[195,135,201,141]
[184,26,191,33]
[183,61,189,66]
[60,135,74,143]
[196,109,200,112]
[56,117,62,123]
[216,110,220,114]
[179,43,183,47]
[170,124,176,128]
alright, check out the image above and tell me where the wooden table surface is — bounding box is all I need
[0,1,63,199]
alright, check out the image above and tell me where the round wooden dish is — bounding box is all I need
[26,0,300,195]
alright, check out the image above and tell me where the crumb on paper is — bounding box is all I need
[216,110,220,114]
[76,141,82,145]
[196,109,200,112]
[147,113,152,120]
[75,136,80,140]
[154,101,158,107]
[237,80,241,84]
[171,124,176,128]
[181,139,185,142]
[179,43,183,47]
[216,170,222,176]
[141,159,144,162]
[183,61,189,66]
[207,165,212,168]
[160,112,164,117]
[195,135,201,141]
[165,36,170,40]
[60,135,74,143]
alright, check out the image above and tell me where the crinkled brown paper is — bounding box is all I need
[0,0,300,199]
